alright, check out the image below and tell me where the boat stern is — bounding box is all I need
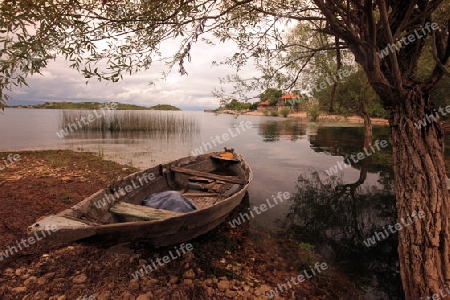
[27,216,97,243]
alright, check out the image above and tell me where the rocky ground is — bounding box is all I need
[0,150,362,299]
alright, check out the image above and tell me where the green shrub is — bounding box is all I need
[306,101,320,121]
[270,110,279,116]
[280,107,290,117]
[367,102,388,118]
[262,109,270,116]
[298,242,314,251]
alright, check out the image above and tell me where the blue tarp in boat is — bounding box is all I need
[142,191,197,213]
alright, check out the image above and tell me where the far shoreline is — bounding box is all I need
[208,109,390,126]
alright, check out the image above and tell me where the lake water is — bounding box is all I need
[1,109,402,299]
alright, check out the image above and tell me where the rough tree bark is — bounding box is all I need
[387,90,450,299]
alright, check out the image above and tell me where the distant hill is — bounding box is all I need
[149,104,180,111]
[6,102,181,111]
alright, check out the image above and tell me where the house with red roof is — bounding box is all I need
[277,93,302,111]
[257,100,270,111]
[277,93,301,108]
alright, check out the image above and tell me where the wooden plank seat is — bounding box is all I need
[183,192,219,197]
[188,176,214,183]
[110,202,183,221]
[171,167,247,185]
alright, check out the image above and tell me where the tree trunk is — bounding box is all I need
[361,110,372,150]
[328,36,342,113]
[329,82,337,113]
[387,90,450,299]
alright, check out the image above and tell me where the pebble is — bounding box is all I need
[205,286,214,296]
[204,278,213,286]
[24,276,37,287]
[183,269,195,279]
[97,291,111,300]
[143,278,159,289]
[184,252,195,263]
[217,280,229,292]
[259,284,272,293]
[11,286,27,294]
[37,276,47,286]
[33,291,48,300]
[120,291,135,300]
[4,268,14,276]
[129,278,140,290]
[130,254,141,264]
[168,275,179,284]
[15,267,26,276]
[44,272,56,279]
[254,288,262,296]
[72,273,87,284]
[225,290,236,298]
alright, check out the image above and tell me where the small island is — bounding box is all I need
[148,104,180,111]
[6,102,181,111]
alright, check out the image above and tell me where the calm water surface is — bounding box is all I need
[1,109,401,299]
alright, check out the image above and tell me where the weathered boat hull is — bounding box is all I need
[27,151,252,246]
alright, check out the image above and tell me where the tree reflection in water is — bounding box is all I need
[283,170,403,299]
[258,120,304,142]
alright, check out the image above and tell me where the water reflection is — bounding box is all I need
[63,129,200,144]
[309,125,394,175]
[257,119,306,142]
[283,170,401,299]
[59,124,202,168]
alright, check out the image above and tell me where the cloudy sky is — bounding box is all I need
[9,39,260,111]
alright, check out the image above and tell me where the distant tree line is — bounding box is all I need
[7,102,181,111]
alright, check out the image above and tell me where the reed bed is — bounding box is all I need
[59,110,200,133]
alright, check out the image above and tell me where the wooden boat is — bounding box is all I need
[27,150,253,246]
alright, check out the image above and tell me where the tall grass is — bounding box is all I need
[60,110,200,133]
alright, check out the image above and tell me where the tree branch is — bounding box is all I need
[431,24,450,77]
[379,0,403,92]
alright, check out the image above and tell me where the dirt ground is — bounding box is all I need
[0,150,362,300]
